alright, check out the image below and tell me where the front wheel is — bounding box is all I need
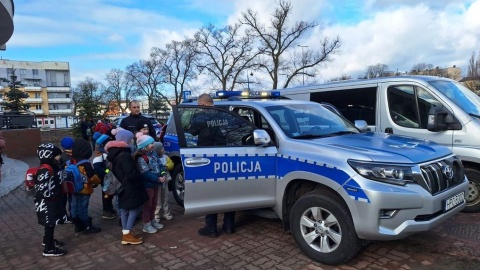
[171,164,185,207]
[289,190,361,265]
[462,168,480,213]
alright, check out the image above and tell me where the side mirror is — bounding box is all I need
[253,129,271,146]
[427,107,461,131]
[354,120,370,132]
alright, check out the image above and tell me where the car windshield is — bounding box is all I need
[429,80,480,116]
[265,103,359,139]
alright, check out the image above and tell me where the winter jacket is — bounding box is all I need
[76,160,102,195]
[137,150,163,189]
[119,113,156,139]
[94,122,108,134]
[105,141,148,210]
[34,165,68,226]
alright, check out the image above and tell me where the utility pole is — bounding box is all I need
[298,45,308,86]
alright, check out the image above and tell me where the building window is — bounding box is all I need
[33,69,39,75]
[66,104,71,109]
[35,93,40,98]
[20,69,26,75]
[66,94,69,98]
[35,105,42,110]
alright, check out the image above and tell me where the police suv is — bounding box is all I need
[164,90,468,265]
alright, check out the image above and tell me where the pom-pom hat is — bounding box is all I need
[137,135,154,150]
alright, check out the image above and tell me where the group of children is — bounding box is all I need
[34,121,173,257]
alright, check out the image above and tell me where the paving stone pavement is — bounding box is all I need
[1,156,480,269]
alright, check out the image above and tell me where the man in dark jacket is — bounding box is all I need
[120,100,156,140]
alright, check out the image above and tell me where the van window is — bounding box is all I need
[311,87,377,125]
[387,85,441,129]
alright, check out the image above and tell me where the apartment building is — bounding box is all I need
[0,59,74,128]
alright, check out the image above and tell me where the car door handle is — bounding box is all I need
[185,157,210,167]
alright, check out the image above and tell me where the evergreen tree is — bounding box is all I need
[1,69,29,112]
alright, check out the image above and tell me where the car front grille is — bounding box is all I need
[416,156,464,195]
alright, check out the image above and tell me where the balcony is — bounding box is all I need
[49,109,73,115]
[47,86,71,93]
[24,86,42,92]
[48,98,72,103]
[25,97,43,103]
[30,109,45,115]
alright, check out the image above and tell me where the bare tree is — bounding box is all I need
[467,51,480,78]
[125,56,163,112]
[74,77,104,118]
[241,0,341,89]
[195,23,261,90]
[152,38,198,105]
[104,68,135,114]
[328,74,352,82]
[361,63,390,79]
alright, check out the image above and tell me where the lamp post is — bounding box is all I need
[298,45,308,86]
[247,70,253,90]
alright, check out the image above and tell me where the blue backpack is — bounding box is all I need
[61,159,90,193]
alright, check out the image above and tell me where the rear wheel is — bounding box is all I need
[171,164,185,207]
[290,190,361,265]
[463,168,480,213]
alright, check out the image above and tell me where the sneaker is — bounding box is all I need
[121,232,143,245]
[42,239,64,248]
[102,211,116,220]
[43,246,67,257]
[151,220,164,230]
[143,223,158,234]
[163,212,173,220]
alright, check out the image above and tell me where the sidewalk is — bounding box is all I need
[0,155,33,198]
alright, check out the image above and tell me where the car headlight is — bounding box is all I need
[348,160,414,186]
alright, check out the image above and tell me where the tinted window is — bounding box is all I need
[311,87,377,125]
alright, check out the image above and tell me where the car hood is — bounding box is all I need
[303,132,451,164]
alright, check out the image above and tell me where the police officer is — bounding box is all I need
[193,94,235,238]
[120,100,156,140]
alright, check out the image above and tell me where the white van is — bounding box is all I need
[279,75,480,212]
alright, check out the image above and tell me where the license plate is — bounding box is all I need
[444,191,465,212]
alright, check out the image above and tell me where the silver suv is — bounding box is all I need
[165,91,467,265]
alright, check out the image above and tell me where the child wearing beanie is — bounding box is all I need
[59,136,74,222]
[70,139,102,235]
[35,143,68,257]
[92,134,116,220]
[153,142,174,221]
[135,119,149,141]
[105,129,148,245]
[135,135,165,234]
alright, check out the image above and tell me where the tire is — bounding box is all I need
[289,190,361,265]
[171,164,185,207]
[462,168,480,213]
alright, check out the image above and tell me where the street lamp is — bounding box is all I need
[247,70,253,90]
[298,45,308,86]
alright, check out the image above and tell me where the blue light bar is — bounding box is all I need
[215,90,282,99]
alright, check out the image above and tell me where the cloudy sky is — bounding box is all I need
[1,0,479,89]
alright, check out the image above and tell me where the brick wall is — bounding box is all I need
[1,129,75,159]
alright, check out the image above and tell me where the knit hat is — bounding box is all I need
[111,127,124,137]
[137,135,154,150]
[96,134,110,146]
[153,142,164,154]
[37,143,62,165]
[72,138,92,160]
[92,132,102,141]
[115,129,134,144]
[136,119,149,131]
[60,137,74,151]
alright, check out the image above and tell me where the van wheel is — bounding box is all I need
[289,190,361,265]
[171,164,185,207]
[462,168,480,213]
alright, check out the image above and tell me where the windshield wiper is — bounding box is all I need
[292,134,325,139]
